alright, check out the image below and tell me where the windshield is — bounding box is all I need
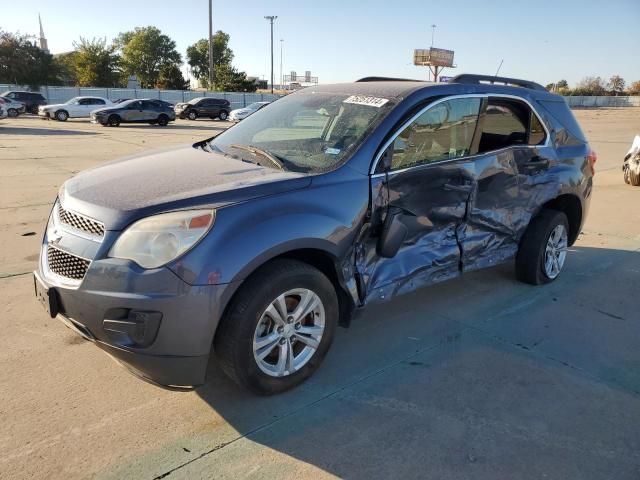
[188,97,204,105]
[209,91,394,173]
[246,102,264,110]
[65,97,80,104]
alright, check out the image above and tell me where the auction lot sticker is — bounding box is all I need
[343,95,389,108]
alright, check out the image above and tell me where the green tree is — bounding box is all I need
[186,31,234,89]
[115,26,182,88]
[556,79,569,89]
[156,64,189,90]
[53,51,79,86]
[608,75,625,95]
[214,64,257,92]
[572,77,607,96]
[72,37,120,87]
[0,30,61,87]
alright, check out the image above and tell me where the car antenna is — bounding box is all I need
[495,59,504,77]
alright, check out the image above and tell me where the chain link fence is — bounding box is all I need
[0,84,281,110]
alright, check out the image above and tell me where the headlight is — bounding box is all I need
[109,210,215,269]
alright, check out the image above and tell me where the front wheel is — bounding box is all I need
[215,259,338,394]
[107,115,120,127]
[55,110,68,121]
[187,110,198,120]
[7,108,18,117]
[516,209,570,285]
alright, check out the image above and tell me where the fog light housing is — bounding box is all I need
[103,310,162,348]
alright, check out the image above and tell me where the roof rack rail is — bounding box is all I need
[356,76,424,83]
[450,74,547,92]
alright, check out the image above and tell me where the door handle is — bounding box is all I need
[443,182,472,192]
[527,156,549,167]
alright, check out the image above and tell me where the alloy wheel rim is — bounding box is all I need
[253,288,325,377]
[544,224,568,279]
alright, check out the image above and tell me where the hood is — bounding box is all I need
[231,108,250,115]
[61,144,310,230]
[91,105,120,115]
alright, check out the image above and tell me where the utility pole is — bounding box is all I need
[264,16,278,94]
[208,0,214,90]
[280,39,284,91]
[431,24,437,47]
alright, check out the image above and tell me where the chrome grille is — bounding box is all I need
[57,203,105,238]
[47,246,90,280]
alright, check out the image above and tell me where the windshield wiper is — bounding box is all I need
[228,144,285,171]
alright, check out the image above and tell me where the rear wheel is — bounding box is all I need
[516,209,569,285]
[187,110,198,120]
[107,115,120,127]
[157,114,169,126]
[215,259,338,394]
[218,110,229,121]
[55,110,68,121]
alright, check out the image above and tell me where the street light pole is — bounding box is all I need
[280,39,284,91]
[431,24,437,47]
[264,16,278,94]
[208,0,214,89]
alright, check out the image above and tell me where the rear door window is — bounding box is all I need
[478,98,546,153]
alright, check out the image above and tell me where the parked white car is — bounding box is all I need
[0,97,26,117]
[38,97,113,121]
[228,101,271,122]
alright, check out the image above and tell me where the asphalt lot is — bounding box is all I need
[1,110,639,479]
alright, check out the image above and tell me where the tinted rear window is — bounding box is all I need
[538,100,587,142]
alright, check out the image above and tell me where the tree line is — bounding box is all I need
[0,26,257,92]
[546,76,640,96]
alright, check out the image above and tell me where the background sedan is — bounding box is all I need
[229,101,271,121]
[91,99,176,127]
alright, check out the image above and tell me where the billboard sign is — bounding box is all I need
[413,48,455,68]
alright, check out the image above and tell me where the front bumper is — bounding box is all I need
[35,208,238,388]
[38,110,51,118]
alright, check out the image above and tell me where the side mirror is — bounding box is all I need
[377,209,407,258]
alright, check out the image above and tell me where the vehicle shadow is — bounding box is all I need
[188,245,640,478]
[0,126,98,136]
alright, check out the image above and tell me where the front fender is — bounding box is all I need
[170,172,370,287]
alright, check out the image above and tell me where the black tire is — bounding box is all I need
[7,108,18,118]
[215,259,338,394]
[630,168,640,186]
[516,209,570,285]
[218,110,229,121]
[107,115,120,127]
[55,110,68,122]
[187,110,198,120]
[157,114,169,126]
[623,166,631,185]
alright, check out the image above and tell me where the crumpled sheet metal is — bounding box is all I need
[354,147,563,305]
[623,135,640,179]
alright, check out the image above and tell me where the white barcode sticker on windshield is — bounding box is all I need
[343,95,389,108]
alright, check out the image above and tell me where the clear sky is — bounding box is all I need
[4,0,640,87]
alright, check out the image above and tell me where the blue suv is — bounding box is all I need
[34,75,595,394]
